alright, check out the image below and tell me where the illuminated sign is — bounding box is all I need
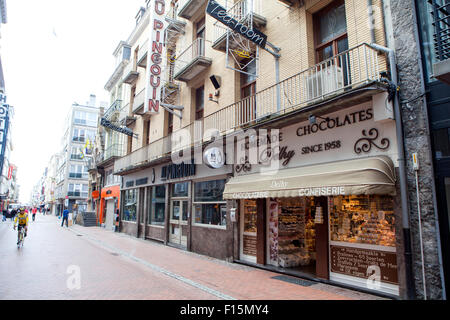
[144,0,168,114]
[206,0,268,48]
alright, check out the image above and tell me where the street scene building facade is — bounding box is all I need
[72,0,448,300]
[0,0,19,211]
[50,96,101,216]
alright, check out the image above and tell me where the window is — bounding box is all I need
[329,195,396,247]
[172,182,189,197]
[69,165,88,179]
[195,17,205,57]
[195,86,204,120]
[168,111,173,135]
[73,128,86,142]
[68,184,88,198]
[193,179,227,227]
[240,59,257,123]
[148,185,166,225]
[74,111,97,127]
[314,0,348,63]
[70,147,83,160]
[123,189,137,222]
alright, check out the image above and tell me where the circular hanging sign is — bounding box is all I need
[204,147,225,169]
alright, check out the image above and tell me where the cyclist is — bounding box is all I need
[13,208,29,245]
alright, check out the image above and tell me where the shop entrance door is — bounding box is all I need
[240,200,258,263]
[169,200,189,247]
[105,199,116,231]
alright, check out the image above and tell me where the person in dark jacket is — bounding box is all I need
[61,209,69,227]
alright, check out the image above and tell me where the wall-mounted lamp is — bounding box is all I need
[209,93,219,104]
[309,114,330,124]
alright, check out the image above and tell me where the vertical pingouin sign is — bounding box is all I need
[144,0,167,114]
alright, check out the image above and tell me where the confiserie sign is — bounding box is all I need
[206,0,268,48]
[100,118,134,137]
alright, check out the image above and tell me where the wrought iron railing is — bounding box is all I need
[203,43,386,134]
[114,43,387,173]
[173,38,208,76]
[431,0,450,61]
[104,99,122,121]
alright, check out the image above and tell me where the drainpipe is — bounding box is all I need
[369,42,416,300]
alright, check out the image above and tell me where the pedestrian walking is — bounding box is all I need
[61,208,69,227]
[10,208,17,221]
[32,207,37,222]
[2,209,6,222]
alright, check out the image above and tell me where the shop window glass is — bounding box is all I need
[194,179,226,202]
[194,203,227,226]
[329,195,396,247]
[193,179,227,227]
[172,182,189,197]
[123,189,137,222]
[150,185,165,225]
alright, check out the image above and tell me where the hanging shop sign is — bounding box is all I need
[100,118,134,137]
[144,0,167,114]
[206,0,268,49]
[204,147,225,169]
[161,162,196,180]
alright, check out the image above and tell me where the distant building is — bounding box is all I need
[54,95,101,215]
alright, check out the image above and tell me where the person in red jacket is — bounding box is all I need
[32,207,37,222]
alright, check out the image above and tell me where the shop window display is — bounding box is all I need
[123,189,137,222]
[149,185,165,225]
[193,179,227,227]
[277,198,316,269]
[243,200,257,257]
[329,195,395,247]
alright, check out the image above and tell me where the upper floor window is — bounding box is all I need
[74,111,97,127]
[195,86,204,120]
[314,0,348,62]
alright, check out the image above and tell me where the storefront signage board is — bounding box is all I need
[100,118,134,137]
[144,0,167,114]
[206,0,268,49]
[235,102,398,175]
[330,245,398,285]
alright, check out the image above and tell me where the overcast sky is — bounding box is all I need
[2,0,145,203]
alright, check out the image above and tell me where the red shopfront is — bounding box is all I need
[99,185,120,230]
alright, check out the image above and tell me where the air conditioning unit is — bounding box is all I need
[305,66,344,101]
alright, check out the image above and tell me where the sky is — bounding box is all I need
[2,0,145,203]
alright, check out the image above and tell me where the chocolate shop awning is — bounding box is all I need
[223,156,396,200]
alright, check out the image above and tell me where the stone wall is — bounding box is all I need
[388,0,444,299]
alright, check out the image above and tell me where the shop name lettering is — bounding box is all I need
[147,0,166,113]
[161,163,196,180]
[296,108,373,137]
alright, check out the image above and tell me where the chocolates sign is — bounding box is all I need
[330,245,398,285]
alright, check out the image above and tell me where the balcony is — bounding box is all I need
[212,0,267,52]
[123,62,139,85]
[430,0,450,84]
[137,39,149,68]
[132,88,146,115]
[97,143,125,167]
[178,0,204,20]
[203,43,389,134]
[104,99,122,121]
[114,124,198,175]
[173,38,212,82]
[166,3,187,50]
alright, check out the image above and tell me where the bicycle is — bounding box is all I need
[16,226,25,248]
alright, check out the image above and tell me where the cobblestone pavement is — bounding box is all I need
[0,215,386,300]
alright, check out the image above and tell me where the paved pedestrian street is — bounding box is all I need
[0,215,386,300]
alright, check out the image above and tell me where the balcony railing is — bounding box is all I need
[204,43,386,134]
[174,38,212,82]
[104,99,122,121]
[137,39,149,68]
[132,88,146,114]
[102,143,125,163]
[114,123,200,174]
[114,43,387,174]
